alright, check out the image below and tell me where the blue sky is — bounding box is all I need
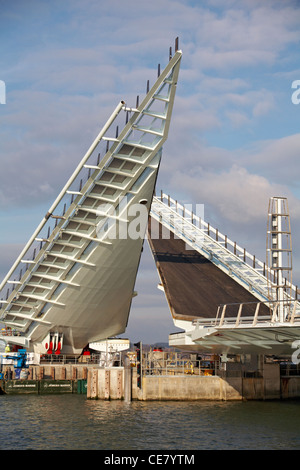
[1,0,300,343]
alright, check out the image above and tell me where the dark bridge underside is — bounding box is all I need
[148,220,270,322]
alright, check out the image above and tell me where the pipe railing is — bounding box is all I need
[191,299,300,329]
[141,351,219,376]
[155,192,299,301]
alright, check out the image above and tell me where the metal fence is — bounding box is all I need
[279,362,300,377]
[141,351,219,376]
[40,350,219,376]
[40,352,124,367]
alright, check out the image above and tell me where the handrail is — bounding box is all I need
[192,299,300,329]
[142,351,219,376]
[153,192,299,300]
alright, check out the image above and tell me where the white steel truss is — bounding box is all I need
[149,193,300,355]
[266,197,293,321]
[0,47,182,353]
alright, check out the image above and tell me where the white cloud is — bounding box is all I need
[241,134,300,185]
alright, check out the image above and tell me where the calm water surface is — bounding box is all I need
[0,395,300,450]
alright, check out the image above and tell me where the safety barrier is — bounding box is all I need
[141,351,219,376]
[39,352,124,366]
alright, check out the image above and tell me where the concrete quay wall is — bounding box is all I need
[2,363,300,399]
[86,364,300,401]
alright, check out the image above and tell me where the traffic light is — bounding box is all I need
[134,341,142,388]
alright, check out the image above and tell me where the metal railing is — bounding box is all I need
[0,329,21,337]
[40,353,101,364]
[151,193,300,302]
[40,351,125,367]
[279,362,300,377]
[191,299,300,330]
[141,351,219,376]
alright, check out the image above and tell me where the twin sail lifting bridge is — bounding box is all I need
[148,193,300,356]
[2,38,299,359]
[0,43,182,354]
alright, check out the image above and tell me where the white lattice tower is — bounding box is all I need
[266,197,292,321]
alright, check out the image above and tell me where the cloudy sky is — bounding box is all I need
[1,0,300,344]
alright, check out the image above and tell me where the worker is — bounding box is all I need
[5,344,10,353]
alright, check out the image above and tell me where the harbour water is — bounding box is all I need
[1,394,300,451]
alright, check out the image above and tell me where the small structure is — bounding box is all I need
[90,338,130,367]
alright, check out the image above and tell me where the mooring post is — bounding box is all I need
[124,356,132,402]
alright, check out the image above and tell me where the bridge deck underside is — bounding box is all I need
[148,221,270,322]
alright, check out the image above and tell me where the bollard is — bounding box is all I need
[124,356,132,402]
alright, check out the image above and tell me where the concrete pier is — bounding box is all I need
[86,363,300,401]
[2,364,300,399]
